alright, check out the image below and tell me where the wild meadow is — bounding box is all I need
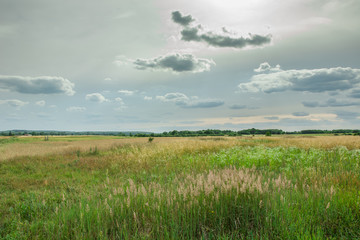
[0,135,359,239]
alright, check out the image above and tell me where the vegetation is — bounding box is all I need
[0,136,359,239]
[1,128,360,137]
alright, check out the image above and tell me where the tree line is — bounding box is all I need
[135,128,360,137]
[1,128,359,137]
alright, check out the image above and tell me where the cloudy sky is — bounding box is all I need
[1,0,360,132]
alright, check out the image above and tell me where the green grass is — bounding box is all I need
[0,137,21,145]
[0,139,359,239]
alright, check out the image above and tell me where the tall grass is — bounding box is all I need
[1,136,359,239]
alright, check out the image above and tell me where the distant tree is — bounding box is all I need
[170,130,178,136]
[250,128,256,136]
[265,131,272,136]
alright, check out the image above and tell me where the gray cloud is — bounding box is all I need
[334,110,359,120]
[132,53,215,73]
[171,11,194,26]
[264,116,279,120]
[181,27,201,41]
[292,112,310,117]
[239,64,360,93]
[172,11,271,49]
[182,99,224,108]
[302,98,360,108]
[229,104,246,109]
[324,98,360,107]
[156,92,224,108]
[302,101,319,108]
[0,99,28,108]
[348,89,360,98]
[85,93,109,103]
[0,75,75,95]
[328,91,339,96]
[181,26,271,49]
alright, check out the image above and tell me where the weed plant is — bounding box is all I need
[0,136,359,239]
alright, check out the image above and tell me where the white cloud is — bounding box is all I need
[66,106,86,112]
[115,97,125,104]
[239,64,360,93]
[114,55,129,66]
[85,93,109,103]
[114,107,127,112]
[113,97,127,111]
[196,113,338,126]
[36,100,46,107]
[144,96,152,101]
[156,92,189,103]
[254,62,281,73]
[0,75,75,95]
[104,77,112,81]
[156,92,224,108]
[118,90,135,96]
[0,99,28,108]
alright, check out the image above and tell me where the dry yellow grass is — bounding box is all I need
[1,135,359,162]
[266,135,360,149]
[0,137,183,161]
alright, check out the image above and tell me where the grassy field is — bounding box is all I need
[0,135,359,239]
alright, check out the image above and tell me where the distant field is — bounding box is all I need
[1,135,359,239]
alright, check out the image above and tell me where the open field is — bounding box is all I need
[1,135,360,239]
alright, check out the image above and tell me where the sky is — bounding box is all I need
[1,0,360,132]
